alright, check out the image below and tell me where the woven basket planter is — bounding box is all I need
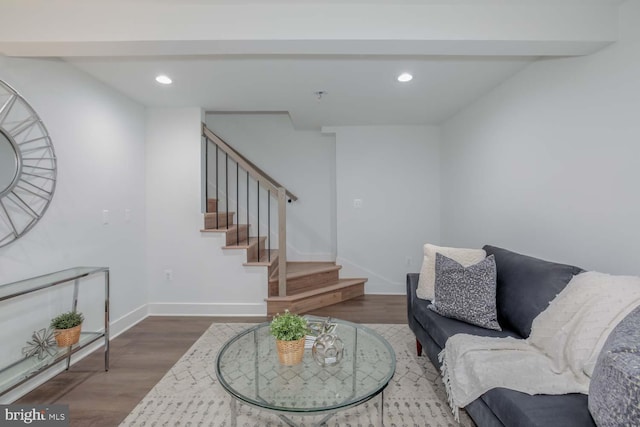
[55,324,82,347]
[276,338,305,365]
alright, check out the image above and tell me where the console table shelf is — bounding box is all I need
[0,267,109,397]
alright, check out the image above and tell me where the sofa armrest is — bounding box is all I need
[406,273,420,321]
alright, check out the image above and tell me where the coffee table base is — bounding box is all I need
[229,391,385,427]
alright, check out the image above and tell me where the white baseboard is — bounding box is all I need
[336,256,406,294]
[148,302,266,316]
[0,304,149,404]
[109,304,149,339]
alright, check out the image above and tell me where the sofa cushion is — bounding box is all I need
[481,388,595,427]
[417,243,486,300]
[413,295,517,349]
[589,305,640,426]
[429,254,501,330]
[483,245,583,338]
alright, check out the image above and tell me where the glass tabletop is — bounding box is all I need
[0,267,108,302]
[215,317,396,414]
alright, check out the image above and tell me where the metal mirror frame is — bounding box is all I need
[0,79,57,248]
[0,127,22,198]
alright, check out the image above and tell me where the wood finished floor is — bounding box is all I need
[16,295,407,427]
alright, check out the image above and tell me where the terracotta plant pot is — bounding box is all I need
[55,324,82,347]
[275,337,305,365]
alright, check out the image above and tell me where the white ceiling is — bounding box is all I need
[68,56,533,129]
[74,0,626,4]
[1,0,625,129]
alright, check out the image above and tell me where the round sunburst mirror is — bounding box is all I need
[0,79,56,248]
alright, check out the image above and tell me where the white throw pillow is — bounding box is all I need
[416,244,486,301]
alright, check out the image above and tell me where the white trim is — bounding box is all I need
[110,304,149,339]
[0,304,149,404]
[337,256,405,294]
[148,302,266,316]
[365,282,406,294]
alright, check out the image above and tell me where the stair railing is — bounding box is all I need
[202,124,296,297]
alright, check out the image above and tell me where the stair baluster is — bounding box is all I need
[215,145,219,228]
[236,161,239,244]
[268,189,271,262]
[204,135,208,210]
[256,180,260,262]
[246,170,249,245]
[225,152,229,229]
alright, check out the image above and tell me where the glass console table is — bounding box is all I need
[0,267,110,397]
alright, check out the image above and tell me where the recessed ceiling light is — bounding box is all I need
[397,73,413,83]
[155,75,172,85]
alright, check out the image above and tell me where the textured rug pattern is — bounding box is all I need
[120,323,474,427]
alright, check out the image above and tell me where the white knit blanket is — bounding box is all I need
[440,271,640,421]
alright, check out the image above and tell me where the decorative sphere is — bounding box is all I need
[312,332,344,367]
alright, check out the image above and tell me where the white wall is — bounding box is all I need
[146,108,267,315]
[206,113,336,261]
[330,126,441,294]
[441,0,640,275]
[0,57,147,396]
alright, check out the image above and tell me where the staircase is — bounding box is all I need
[201,125,366,316]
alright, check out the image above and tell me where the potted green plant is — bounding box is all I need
[269,310,308,365]
[51,311,84,347]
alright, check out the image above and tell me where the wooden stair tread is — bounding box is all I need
[223,236,266,249]
[204,211,235,216]
[200,224,248,233]
[244,250,278,267]
[266,278,367,302]
[268,262,340,282]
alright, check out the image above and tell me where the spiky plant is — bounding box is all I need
[50,311,84,330]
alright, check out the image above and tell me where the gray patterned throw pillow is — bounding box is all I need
[429,253,501,331]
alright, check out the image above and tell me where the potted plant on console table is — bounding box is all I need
[270,310,308,365]
[51,311,84,347]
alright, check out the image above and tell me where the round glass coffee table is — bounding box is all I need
[216,316,396,426]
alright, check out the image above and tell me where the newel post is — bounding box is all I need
[278,187,287,297]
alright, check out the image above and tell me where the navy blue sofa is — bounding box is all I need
[407,245,596,427]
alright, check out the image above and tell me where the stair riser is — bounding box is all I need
[207,199,218,213]
[204,212,235,229]
[225,227,249,246]
[269,269,340,297]
[246,238,267,262]
[267,282,364,316]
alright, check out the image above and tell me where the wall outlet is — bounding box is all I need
[164,269,173,281]
[353,198,363,208]
[102,209,109,225]
[405,256,413,266]
[124,208,131,222]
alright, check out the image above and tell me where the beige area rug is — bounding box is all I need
[120,323,474,427]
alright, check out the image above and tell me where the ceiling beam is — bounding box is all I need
[0,2,618,57]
